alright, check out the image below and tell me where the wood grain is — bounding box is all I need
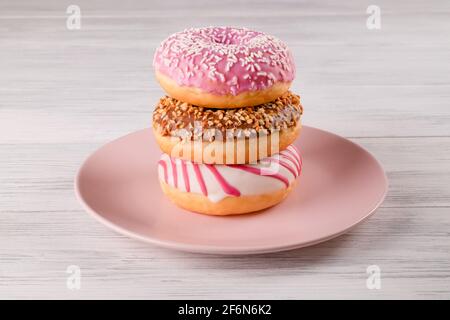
[0,0,449,299]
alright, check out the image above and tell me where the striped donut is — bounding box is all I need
[158,145,302,215]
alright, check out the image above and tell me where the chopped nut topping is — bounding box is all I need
[152,91,303,141]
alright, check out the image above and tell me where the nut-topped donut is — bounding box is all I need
[153,91,303,164]
[153,27,295,109]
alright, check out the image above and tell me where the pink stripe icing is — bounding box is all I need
[288,145,302,165]
[169,157,178,188]
[153,27,295,96]
[230,165,289,188]
[205,164,241,197]
[281,150,300,175]
[291,144,302,160]
[181,160,190,192]
[270,158,297,178]
[158,160,168,183]
[293,147,303,171]
[291,146,303,175]
[192,163,208,196]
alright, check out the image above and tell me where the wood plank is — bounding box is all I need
[1,207,449,299]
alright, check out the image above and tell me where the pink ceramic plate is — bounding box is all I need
[75,126,388,255]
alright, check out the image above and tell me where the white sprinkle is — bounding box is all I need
[268,72,276,80]
[245,64,255,72]
[216,72,225,82]
[239,58,248,66]
[227,76,238,86]
[208,71,216,81]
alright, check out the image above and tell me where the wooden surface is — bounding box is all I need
[1,0,449,299]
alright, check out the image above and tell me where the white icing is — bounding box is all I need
[158,145,302,203]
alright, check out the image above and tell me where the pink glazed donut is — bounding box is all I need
[158,145,302,215]
[153,27,295,108]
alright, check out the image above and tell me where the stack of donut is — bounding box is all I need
[152,27,303,215]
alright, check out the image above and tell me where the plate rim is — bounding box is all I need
[74,126,388,255]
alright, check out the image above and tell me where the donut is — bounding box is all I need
[152,91,303,164]
[157,145,302,215]
[153,27,295,109]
